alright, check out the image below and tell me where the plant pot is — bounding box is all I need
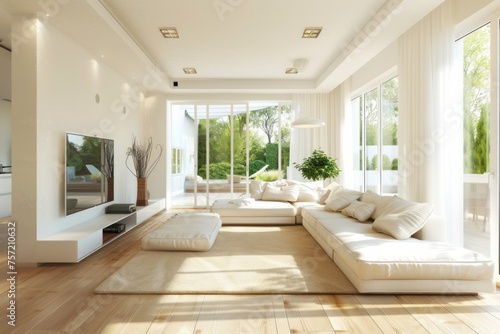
[137,177,148,206]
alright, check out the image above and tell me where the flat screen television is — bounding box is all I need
[65,132,114,215]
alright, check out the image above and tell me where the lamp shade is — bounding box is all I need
[291,117,326,128]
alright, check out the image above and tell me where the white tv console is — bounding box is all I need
[39,199,165,263]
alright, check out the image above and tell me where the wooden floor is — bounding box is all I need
[2,212,500,333]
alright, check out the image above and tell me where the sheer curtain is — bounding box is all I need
[289,94,330,182]
[398,0,462,244]
[290,83,350,185]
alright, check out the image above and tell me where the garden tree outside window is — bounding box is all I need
[459,23,491,258]
[172,147,182,175]
[351,76,398,195]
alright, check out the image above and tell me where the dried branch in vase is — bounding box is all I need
[126,136,163,178]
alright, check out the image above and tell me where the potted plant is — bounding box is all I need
[293,149,340,181]
[126,136,163,206]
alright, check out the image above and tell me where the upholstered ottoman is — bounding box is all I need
[142,212,222,251]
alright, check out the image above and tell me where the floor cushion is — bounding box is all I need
[142,212,222,251]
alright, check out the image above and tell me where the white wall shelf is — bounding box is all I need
[38,199,165,263]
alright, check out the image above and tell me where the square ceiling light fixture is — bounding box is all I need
[183,67,197,74]
[159,27,179,38]
[302,27,322,38]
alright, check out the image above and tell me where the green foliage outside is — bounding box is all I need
[265,143,279,170]
[463,24,490,174]
[249,160,267,175]
[255,170,280,182]
[198,162,246,179]
[197,105,291,179]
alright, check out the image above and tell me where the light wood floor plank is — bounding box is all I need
[432,294,500,334]
[195,294,278,334]
[283,295,335,333]
[355,295,430,334]
[396,295,475,334]
[147,294,204,334]
[318,294,383,333]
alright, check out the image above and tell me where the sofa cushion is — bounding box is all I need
[250,180,267,200]
[360,190,394,219]
[211,199,296,217]
[341,200,376,222]
[372,196,434,239]
[262,184,299,202]
[325,188,362,211]
[336,234,493,281]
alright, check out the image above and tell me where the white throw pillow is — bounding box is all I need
[361,190,395,219]
[250,180,267,200]
[325,181,342,193]
[341,200,376,222]
[295,187,318,202]
[317,189,331,205]
[262,184,299,202]
[325,188,362,211]
[372,197,435,239]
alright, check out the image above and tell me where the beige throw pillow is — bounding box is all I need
[361,190,395,219]
[262,184,299,202]
[341,200,376,222]
[325,188,362,211]
[250,180,267,200]
[372,196,435,239]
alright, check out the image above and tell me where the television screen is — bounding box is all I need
[65,132,114,215]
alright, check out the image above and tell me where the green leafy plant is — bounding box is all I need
[293,149,340,181]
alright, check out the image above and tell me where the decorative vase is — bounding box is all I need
[107,178,114,201]
[136,177,148,206]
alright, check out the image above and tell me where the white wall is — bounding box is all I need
[144,94,167,201]
[13,17,143,263]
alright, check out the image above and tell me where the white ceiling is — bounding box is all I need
[0,0,444,94]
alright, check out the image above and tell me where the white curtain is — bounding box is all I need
[290,84,351,185]
[398,0,462,244]
[289,94,330,181]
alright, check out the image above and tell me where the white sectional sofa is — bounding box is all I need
[210,179,495,294]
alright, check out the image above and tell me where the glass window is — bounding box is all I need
[172,147,182,175]
[351,76,398,195]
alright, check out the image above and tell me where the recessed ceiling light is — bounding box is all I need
[183,68,197,74]
[302,27,322,38]
[285,68,299,74]
[159,27,179,38]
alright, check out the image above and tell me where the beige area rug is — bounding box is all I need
[95,225,358,294]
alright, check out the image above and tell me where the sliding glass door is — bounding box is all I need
[458,23,493,258]
[170,102,291,208]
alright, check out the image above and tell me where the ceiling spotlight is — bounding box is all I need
[159,27,179,38]
[293,58,309,71]
[286,58,309,74]
[183,68,197,74]
[302,27,322,38]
